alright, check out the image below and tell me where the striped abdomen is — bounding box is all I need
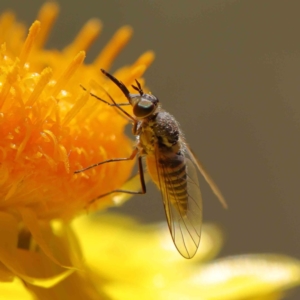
[146,152,188,215]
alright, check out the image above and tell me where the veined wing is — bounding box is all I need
[154,147,203,259]
[186,146,227,209]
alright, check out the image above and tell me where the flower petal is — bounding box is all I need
[0,262,13,282]
[26,271,103,300]
[73,214,223,290]
[187,254,300,299]
[19,208,82,269]
[0,211,74,287]
[0,278,34,300]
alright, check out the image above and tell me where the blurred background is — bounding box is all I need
[2,0,300,297]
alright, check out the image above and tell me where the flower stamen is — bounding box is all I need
[25,67,52,106]
[132,51,155,69]
[64,19,102,56]
[62,91,89,126]
[52,51,85,97]
[94,25,133,70]
[34,2,59,49]
[19,21,40,67]
[15,121,31,160]
[0,58,20,110]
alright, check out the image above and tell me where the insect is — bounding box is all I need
[75,69,227,259]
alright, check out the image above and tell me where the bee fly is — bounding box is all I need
[75,69,227,259]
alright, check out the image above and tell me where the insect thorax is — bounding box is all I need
[138,111,182,155]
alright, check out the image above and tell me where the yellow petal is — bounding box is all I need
[0,278,34,300]
[0,211,80,287]
[72,214,223,292]
[11,250,74,288]
[186,254,300,299]
[0,262,13,282]
[19,208,75,268]
[26,271,105,300]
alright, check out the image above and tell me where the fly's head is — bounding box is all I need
[100,69,159,120]
[130,86,159,119]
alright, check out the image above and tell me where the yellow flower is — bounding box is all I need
[0,1,154,291]
[74,214,300,300]
[2,213,300,299]
[0,3,154,220]
[1,3,300,300]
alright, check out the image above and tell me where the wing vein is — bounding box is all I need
[152,145,203,258]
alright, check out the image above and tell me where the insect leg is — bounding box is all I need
[88,156,147,205]
[74,147,139,173]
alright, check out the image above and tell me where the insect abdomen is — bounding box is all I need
[162,156,188,214]
[146,153,188,215]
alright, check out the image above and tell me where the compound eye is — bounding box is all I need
[133,99,155,117]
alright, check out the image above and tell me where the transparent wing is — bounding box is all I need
[186,146,227,209]
[154,147,203,259]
